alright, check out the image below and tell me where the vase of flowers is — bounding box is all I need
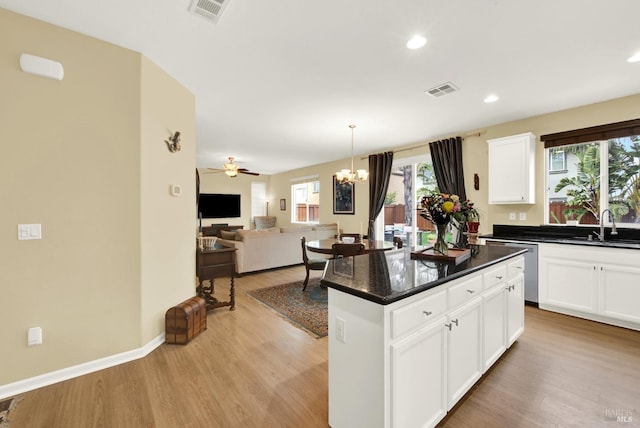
[420,192,477,252]
[420,192,459,255]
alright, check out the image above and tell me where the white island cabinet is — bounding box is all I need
[326,250,525,428]
[539,243,640,329]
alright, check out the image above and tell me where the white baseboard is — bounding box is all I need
[0,333,165,401]
[538,304,640,332]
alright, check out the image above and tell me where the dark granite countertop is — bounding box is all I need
[320,245,525,305]
[483,224,640,250]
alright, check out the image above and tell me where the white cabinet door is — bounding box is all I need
[487,132,535,204]
[506,275,525,346]
[391,317,447,428]
[447,297,483,410]
[599,264,640,324]
[482,285,506,372]
[539,256,597,312]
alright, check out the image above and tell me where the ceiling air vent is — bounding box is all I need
[189,0,230,23]
[425,82,459,98]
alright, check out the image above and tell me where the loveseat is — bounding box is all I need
[217,223,338,274]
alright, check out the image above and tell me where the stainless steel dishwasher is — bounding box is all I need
[485,240,538,305]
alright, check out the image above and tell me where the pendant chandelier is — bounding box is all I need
[336,124,369,184]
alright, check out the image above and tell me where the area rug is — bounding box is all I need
[0,396,22,427]
[247,278,328,338]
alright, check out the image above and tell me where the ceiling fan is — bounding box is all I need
[206,157,260,177]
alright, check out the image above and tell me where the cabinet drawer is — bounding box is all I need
[448,275,483,309]
[507,257,525,279]
[483,264,507,290]
[391,290,446,339]
[199,264,234,279]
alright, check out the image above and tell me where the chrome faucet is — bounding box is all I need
[594,209,618,242]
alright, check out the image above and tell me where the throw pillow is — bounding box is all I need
[220,230,237,240]
[254,216,277,230]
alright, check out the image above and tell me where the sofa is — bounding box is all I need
[217,223,338,274]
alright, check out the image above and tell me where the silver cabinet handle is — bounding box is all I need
[496,275,503,280]
[445,323,452,331]
[466,289,475,294]
[423,310,432,316]
[452,319,459,326]
[515,266,523,270]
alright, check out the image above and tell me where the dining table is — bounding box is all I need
[305,238,395,255]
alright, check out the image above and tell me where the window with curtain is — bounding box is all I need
[543,118,640,226]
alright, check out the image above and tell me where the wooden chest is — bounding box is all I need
[165,296,207,344]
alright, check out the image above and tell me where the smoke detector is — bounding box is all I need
[425,82,459,98]
[189,0,230,23]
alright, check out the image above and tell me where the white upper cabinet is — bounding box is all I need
[487,132,536,204]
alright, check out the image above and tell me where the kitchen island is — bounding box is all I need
[321,245,526,428]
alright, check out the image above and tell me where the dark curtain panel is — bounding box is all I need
[429,136,467,246]
[368,151,394,240]
[429,136,467,200]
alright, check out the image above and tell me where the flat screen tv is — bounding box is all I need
[198,193,241,218]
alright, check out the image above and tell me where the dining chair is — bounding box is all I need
[301,236,328,291]
[332,242,365,258]
[336,233,362,242]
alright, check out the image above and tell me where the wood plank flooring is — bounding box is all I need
[7,266,640,427]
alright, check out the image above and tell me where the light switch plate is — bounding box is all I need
[170,184,182,197]
[28,327,42,346]
[519,212,527,221]
[509,212,516,221]
[18,224,42,240]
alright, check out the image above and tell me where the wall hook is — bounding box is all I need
[165,131,181,153]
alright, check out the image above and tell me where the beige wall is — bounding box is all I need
[269,157,371,235]
[370,94,640,235]
[214,92,640,239]
[201,158,372,234]
[0,9,195,386]
[267,94,640,237]
[140,57,196,343]
[464,93,640,231]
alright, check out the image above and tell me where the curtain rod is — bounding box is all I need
[360,131,483,159]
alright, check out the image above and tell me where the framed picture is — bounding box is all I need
[280,198,286,211]
[333,176,355,215]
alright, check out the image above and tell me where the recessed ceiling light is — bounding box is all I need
[406,35,427,50]
[627,52,640,63]
[484,94,499,103]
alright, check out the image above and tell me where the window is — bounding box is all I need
[251,182,267,218]
[377,157,436,246]
[543,119,640,226]
[548,149,566,172]
[291,179,320,223]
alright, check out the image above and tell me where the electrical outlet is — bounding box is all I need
[519,212,527,221]
[509,212,516,220]
[336,317,346,343]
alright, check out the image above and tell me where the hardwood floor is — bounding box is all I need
[8,266,640,427]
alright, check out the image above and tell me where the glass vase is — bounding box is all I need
[434,222,449,255]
